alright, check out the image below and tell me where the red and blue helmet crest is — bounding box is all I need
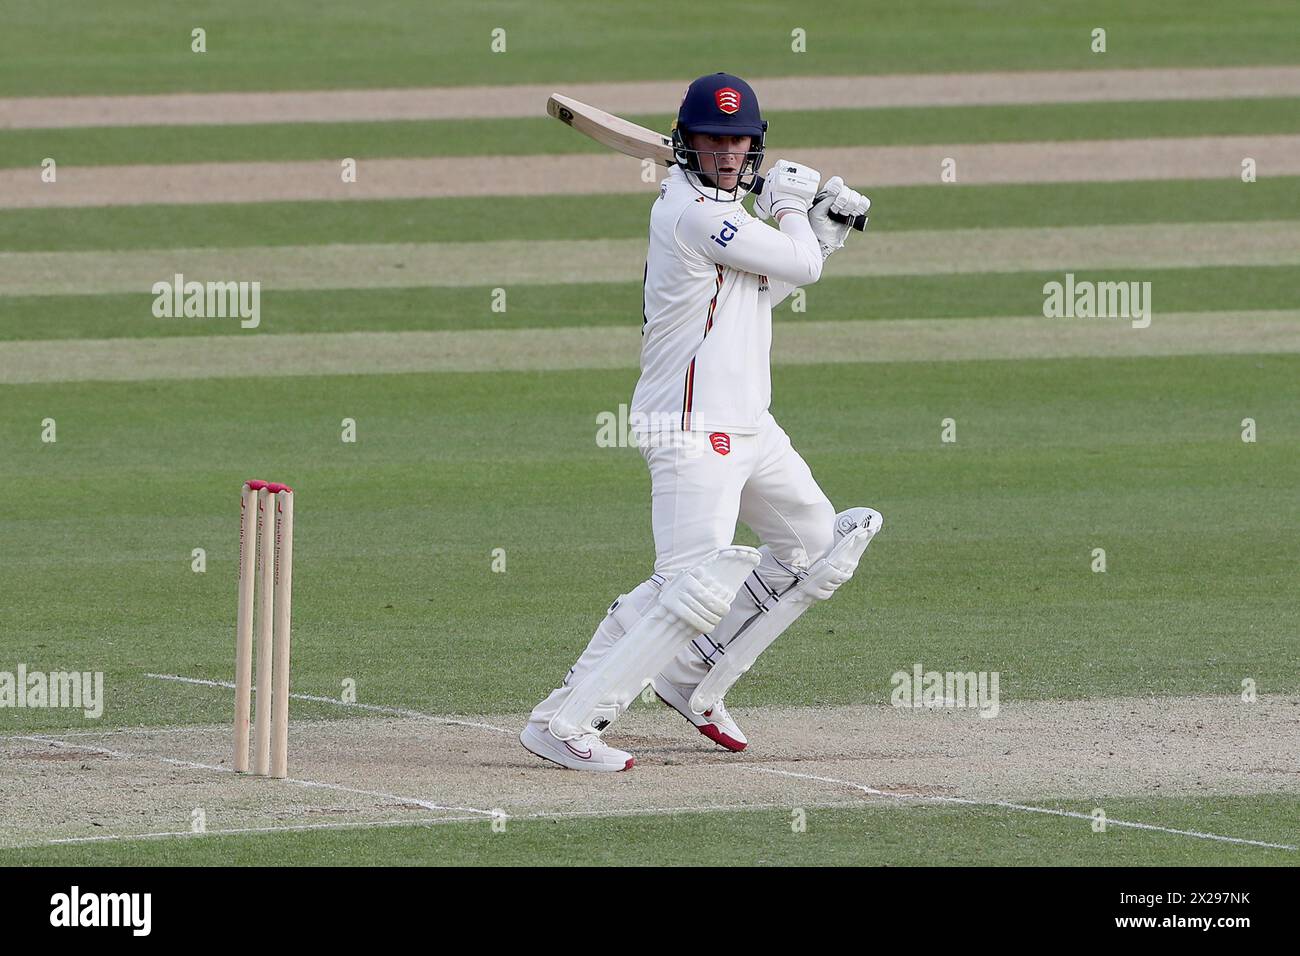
[671,73,767,198]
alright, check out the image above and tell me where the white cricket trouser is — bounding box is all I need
[641,410,835,575]
[528,411,836,729]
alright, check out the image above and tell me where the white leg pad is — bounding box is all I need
[550,546,761,739]
[689,510,882,715]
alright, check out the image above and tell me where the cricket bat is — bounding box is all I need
[547,93,867,231]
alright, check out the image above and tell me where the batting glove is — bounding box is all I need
[809,176,871,258]
[753,159,822,221]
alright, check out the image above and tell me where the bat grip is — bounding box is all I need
[751,174,867,232]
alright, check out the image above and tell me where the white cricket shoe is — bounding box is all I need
[654,678,748,752]
[519,723,635,772]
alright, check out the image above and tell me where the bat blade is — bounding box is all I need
[546,93,673,165]
[546,92,866,231]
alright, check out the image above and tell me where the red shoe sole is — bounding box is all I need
[656,692,747,751]
[697,722,746,752]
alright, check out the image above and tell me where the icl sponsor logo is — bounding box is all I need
[710,220,741,248]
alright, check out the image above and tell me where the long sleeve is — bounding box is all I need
[675,203,823,287]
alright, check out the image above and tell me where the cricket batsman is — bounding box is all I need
[521,72,882,771]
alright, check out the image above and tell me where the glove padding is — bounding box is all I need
[809,176,871,258]
[753,159,821,221]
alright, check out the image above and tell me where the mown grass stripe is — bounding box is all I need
[2,222,1295,297]
[7,178,1296,253]
[2,266,1296,343]
[6,97,1300,169]
[6,66,1300,128]
[2,311,1297,384]
[6,136,1299,209]
[5,1,1299,97]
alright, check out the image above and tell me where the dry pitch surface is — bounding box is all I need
[4,693,1297,851]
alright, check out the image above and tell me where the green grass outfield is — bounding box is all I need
[2,0,1295,95]
[2,354,1296,729]
[2,0,1297,866]
[1,797,1295,867]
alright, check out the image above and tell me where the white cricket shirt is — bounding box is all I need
[630,164,823,436]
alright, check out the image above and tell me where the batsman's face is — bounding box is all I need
[691,133,752,191]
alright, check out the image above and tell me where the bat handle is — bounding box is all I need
[750,174,867,231]
[833,210,868,231]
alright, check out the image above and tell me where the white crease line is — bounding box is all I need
[510,799,844,823]
[10,799,867,850]
[13,735,495,818]
[13,725,221,738]
[145,672,513,734]
[753,767,1297,852]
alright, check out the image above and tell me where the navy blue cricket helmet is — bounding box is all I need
[670,73,767,199]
